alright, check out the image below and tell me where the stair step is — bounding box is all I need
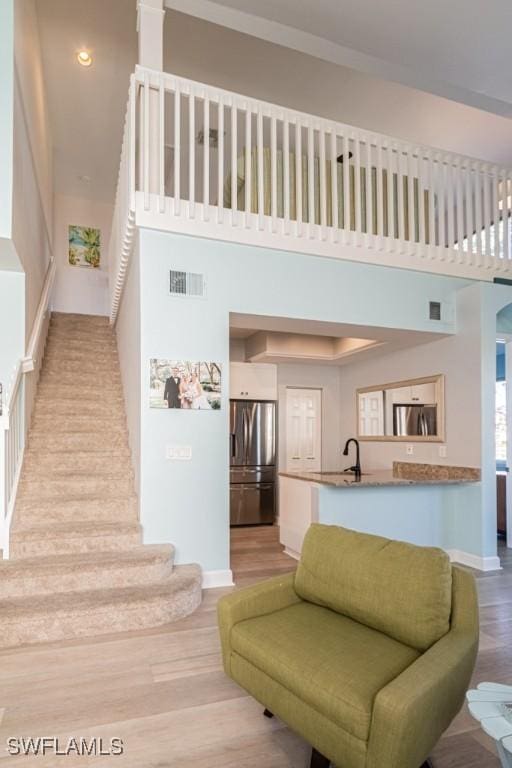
[17,475,134,501]
[39,368,121,385]
[22,449,131,469]
[28,431,129,452]
[14,496,138,523]
[51,312,110,326]
[31,413,126,431]
[22,451,132,472]
[36,382,123,399]
[43,351,118,368]
[9,520,142,557]
[0,545,175,598]
[45,337,117,352]
[42,359,119,375]
[33,400,125,417]
[0,564,201,649]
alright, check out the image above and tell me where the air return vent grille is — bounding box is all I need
[429,301,441,321]
[169,270,206,298]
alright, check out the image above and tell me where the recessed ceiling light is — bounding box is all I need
[78,175,91,183]
[77,50,92,67]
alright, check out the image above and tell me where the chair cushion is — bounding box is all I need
[295,524,452,651]
[231,601,420,741]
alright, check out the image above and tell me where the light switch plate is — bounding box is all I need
[439,445,447,458]
[406,444,414,456]
[166,445,192,460]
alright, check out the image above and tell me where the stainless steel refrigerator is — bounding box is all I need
[230,400,276,526]
[393,404,437,437]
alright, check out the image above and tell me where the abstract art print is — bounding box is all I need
[68,225,101,268]
[150,360,222,410]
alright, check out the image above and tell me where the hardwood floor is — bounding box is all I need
[0,527,508,767]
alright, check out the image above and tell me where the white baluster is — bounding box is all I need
[503,171,510,262]
[307,123,315,237]
[446,155,455,261]
[245,105,252,227]
[387,143,396,249]
[173,82,180,215]
[473,162,482,264]
[217,98,224,224]
[376,136,384,248]
[365,137,373,245]
[158,76,165,213]
[270,112,277,232]
[231,100,237,225]
[319,126,327,237]
[188,89,195,218]
[456,157,464,263]
[257,107,264,230]
[203,94,210,221]
[143,72,150,211]
[417,148,426,257]
[283,116,290,233]
[354,134,362,245]
[330,128,339,242]
[465,162,474,262]
[295,121,303,237]
[342,132,350,242]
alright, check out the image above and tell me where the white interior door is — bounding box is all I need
[359,391,384,436]
[286,388,322,472]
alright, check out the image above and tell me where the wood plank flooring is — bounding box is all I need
[0,527,509,767]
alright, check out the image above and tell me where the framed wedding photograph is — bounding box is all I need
[150,360,222,410]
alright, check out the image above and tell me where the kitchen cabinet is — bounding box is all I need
[388,383,437,405]
[230,362,277,401]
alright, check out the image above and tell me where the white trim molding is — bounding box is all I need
[202,569,234,588]
[447,549,502,572]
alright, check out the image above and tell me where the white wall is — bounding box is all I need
[339,285,483,471]
[12,77,51,343]
[277,364,342,472]
[0,272,25,394]
[136,229,478,575]
[0,0,14,242]
[52,194,113,317]
[116,236,142,495]
[13,0,53,236]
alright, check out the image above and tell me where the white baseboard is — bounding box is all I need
[202,569,234,589]
[447,549,502,572]
[283,547,300,561]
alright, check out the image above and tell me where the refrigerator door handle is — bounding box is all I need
[243,408,250,465]
[230,433,236,458]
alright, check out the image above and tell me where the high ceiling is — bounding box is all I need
[35,0,137,203]
[166,0,512,117]
[35,0,512,204]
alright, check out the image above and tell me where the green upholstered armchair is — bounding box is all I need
[218,524,479,768]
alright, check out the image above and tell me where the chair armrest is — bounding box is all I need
[217,572,301,674]
[367,566,478,768]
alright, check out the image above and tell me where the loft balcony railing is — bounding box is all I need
[109,65,512,321]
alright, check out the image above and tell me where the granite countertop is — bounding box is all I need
[279,462,481,488]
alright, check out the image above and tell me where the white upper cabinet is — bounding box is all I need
[230,363,277,401]
[387,383,436,405]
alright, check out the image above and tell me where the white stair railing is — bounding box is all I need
[0,363,25,558]
[109,65,512,321]
[0,258,55,558]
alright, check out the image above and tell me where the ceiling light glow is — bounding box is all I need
[77,50,92,67]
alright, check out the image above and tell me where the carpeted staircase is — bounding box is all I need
[0,312,202,648]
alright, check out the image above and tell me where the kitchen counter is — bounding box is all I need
[278,462,482,562]
[279,468,480,488]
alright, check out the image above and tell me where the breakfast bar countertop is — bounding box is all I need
[279,462,481,488]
